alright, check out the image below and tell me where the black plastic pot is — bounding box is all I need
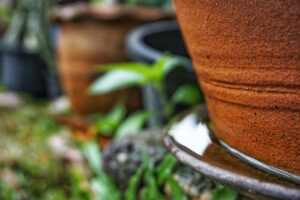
[1,45,48,98]
[126,20,199,128]
[0,24,62,98]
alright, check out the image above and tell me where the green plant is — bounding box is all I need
[81,142,121,200]
[211,186,237,200]
[3,0,56,70]
[125,152,186,200]
[0,3,12,25]
[89,55,203,125]
[93,101,150,138]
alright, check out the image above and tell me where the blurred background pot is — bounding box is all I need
[126,20,198,127]
[174,0,300,175]
[55,3,173,115]
[1,45,48,97]
[0,0,61,98]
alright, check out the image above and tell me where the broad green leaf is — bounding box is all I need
[211,186,237,200]
[153,54,169,73]
[107,102,126,126]
[147,54,169,83]
[171,84,203,105]
[95,118,115,135]
[166,175,187,200]
[89,70,145,94]
[116,111,150,138]
[156,154,177,186]
[81,142,103,175]
[97,62,150,74]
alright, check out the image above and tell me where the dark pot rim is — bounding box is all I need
[125,20,193,70]
[0,42,36,55]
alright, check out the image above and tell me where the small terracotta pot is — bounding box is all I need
[174,0,300,175]
[55,3,173,114]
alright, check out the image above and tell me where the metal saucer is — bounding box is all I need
[164,105,300,200]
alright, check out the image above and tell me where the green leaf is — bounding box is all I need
[92,177,121,200]
[94,102,126,135]
[95,118,115,135]
[125,163,145,200]
[153,54,169,73]
[89,70,145,94]
[143,171,165,200]
[156,154,177,186]
[211,186,237,200]
[166,175,187,200]
[70,168,90,200]
[148,54,169,82]
[82,143,121,200]
[116,111,150,138]
[107,102,126,126]
[171,84,203,106]
[143,162,165,200]
[81,142,103,175]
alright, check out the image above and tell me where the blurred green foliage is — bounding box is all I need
[90,55,202,121]
[125,152,187,200]
[0,101,92,200]
[211,186,237,200]
[81,142,121,200]
[93,101,150,137]
[0,4,12,25]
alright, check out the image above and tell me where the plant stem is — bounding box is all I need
[153,83,174,119]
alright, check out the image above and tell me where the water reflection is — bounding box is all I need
[169,114,211,156]
[166,106,300,189]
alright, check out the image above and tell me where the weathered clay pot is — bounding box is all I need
[55,3,173,114]
[174,0,300,176]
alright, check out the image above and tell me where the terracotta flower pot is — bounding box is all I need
[55,3,173,114]
[173,0,300,176]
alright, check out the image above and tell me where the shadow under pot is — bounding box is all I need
[1,45,48,98]
[173,0,300,177]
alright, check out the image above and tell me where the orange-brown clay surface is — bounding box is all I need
[174,0,300,175]
[56,4,173,114]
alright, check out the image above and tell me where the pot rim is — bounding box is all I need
[126,20,193,69]
[0,42,38,55]
[52,2,174,22]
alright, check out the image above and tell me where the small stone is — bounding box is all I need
[48,96,70,115]
[0,92,23,108]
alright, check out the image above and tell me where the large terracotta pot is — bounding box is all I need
[55,3,172,114]
[174,0,300,176]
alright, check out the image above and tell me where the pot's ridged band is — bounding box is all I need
[200,78,300,111]
[195,64,300,88]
